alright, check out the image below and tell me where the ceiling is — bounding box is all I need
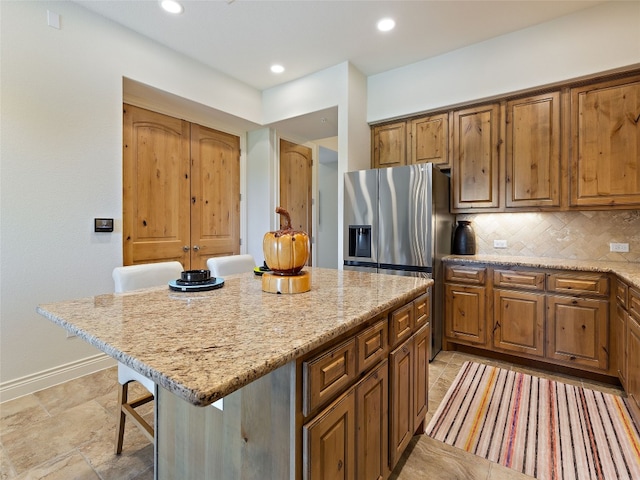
[78,0,609,141]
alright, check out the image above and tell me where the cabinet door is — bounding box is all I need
[445,284,486,345]
[409,113,449,167]
[303,389,356,480]
[505,92,561,208]
[123,104,191,267]
[493,289,545,357]
[190,124,241,269]
[615,303,628,389]
[452,104,501,210]
[627,314,640,422]
[389,337,414,470]
[413,324,430,430]
[570,76,640,207]
[355,361,389,480]
[280,139,313,265]
[546,296,609,371]
[372,122,407,168]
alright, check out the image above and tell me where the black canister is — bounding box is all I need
[452,220,476,255]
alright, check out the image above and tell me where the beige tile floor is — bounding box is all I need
[0,350,625,480]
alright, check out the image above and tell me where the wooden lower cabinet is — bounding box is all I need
[356,361,389,480]
[546,295,609,371]
[445,283,486,346]
[303,389,356,480]
[627,313,640,423]
[413,323,430,428]
[493,289,545,357]
[615,303,628,389]
[389,337,413,470]
[445,263,613,376]
[302,293,429,480]
[389,324,429,470]
[304,360,390,480]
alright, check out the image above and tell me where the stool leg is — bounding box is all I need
[114,383,128,454]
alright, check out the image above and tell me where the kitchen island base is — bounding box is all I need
[157,362,296,479]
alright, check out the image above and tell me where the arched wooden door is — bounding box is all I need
[123,104,191,267]
[279,139,313,265]
[123,104,240,269]
[190,124,240,268]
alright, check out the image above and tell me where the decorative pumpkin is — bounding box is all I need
[263,207,310,275]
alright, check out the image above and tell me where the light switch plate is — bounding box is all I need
[47,10,60,29]
[610,242,629,253]
[494,239,508,249]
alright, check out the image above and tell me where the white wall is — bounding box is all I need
[246,128,276,265]
[317,150,339,269]
[368,1,640,122]
[0,0,262,400]
[261,62,370,268]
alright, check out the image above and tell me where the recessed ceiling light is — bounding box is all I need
[160,0,183,14]
[377,17,395,32]
[270,64,285,74]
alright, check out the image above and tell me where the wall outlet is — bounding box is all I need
[494,239,508,249]
[610,242,629,253]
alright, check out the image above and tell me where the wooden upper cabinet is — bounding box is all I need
[506,92,561,208]
[452,103,501,210]
[570,75,640,207]
[409,113,450,168]
[372,121,407,168]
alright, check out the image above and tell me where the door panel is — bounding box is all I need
[123,104,190,267]
[190,124,240,269]
[280,139,312,265]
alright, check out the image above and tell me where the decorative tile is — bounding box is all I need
[457,210,640,262]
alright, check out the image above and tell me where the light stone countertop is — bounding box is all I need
[37,267,431,407]
[443,254,640,291]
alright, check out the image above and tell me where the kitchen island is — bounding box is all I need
[37,267,432,479]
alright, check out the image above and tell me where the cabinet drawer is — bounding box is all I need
[445,265,486,284]
[617,280,629,308]
[547,272,609,296]
[389,302,414,347]
[414,292,430,330]
[303,338,357,416]
[356,319,388,374]
[630,287,640,322]
[494,269,545,290]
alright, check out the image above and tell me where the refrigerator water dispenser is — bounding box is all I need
[348,225,372,258]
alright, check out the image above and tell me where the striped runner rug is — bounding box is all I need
[426,361,640,480]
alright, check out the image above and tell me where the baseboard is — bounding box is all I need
[0,353,117,403]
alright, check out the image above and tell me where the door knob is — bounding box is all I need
[183,246,190,252]
[193,245,200,252]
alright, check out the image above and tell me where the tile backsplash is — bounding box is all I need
[456,210,640,263]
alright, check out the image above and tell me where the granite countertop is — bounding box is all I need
[37,267,431,407]
[443,254,640,291]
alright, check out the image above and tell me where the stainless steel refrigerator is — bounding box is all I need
[343,163,452,360]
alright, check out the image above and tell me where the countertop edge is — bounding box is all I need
[37,278,432,407]
[443,255,640,290]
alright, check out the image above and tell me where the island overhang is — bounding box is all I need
[37,267,432,406]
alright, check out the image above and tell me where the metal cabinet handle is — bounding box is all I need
[183,246,190,252]
[193,245,200,252]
